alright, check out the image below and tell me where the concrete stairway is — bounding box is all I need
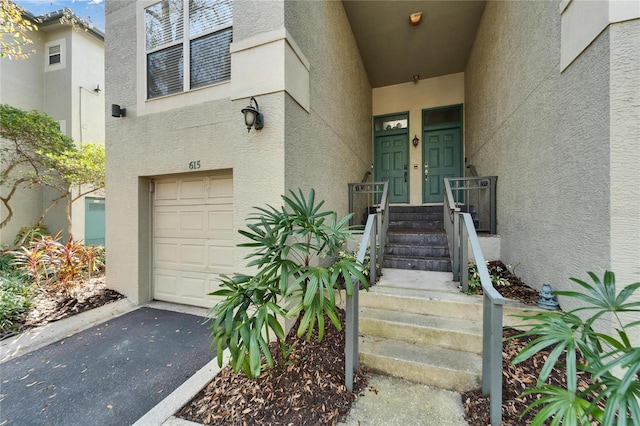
[383,206,452,272]
[357,269,540,392]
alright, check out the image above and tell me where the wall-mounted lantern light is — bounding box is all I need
[111,104,126,117]
[412,134,420,148]
[241,96,264,132]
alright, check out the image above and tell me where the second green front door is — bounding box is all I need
[423,127,462,203]
[375,132,409,203]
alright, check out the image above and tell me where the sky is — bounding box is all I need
[15,0,106,32]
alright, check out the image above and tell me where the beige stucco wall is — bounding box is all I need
[373,73,465,205]
[106,0,287,303]
[105,0,372,304]
[283,1,372,219]
[465,1,639,315]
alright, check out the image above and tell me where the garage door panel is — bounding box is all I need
[155,179,180,201]
[209,175,233,200]
[209,246,234,271]
[155,242,180,268]
[153,172,233,307]
[180,177,207,200]
[182,243,207,268]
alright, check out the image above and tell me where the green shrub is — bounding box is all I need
[208,189,368,378]
[512,271,640,426]
[467,261,511,294]
[0,274,31,333]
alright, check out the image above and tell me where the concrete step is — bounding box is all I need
[388,212,444,222]
[384,243,449,258]
[359,335,482,392]
[382,255,452,272]
[388,220,445,230]
[360,306,483,353]
[386,230,448,245]
[388,205,442,214]
[360,285,484,321]
[361,272,545,327]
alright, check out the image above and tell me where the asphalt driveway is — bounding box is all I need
[0,307,215,426]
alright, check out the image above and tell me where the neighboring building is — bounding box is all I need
[105,0,638,315]
[0,8,106,247]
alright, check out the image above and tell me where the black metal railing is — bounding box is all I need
[446,176,497,234]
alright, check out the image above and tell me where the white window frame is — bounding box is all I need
[44,39,66,72]
[143,0,232,100]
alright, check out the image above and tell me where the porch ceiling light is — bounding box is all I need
[412,135,419,148]
[241,96,264,133]
[410,12,422,26]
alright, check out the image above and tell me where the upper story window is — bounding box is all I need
[48,45,61,64]
[145,0,233,99]
[44,39,66,72]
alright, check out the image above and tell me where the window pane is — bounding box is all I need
[49,45,60,54]
[49,54,61,65]
[190,28,232,89]
[147,45,184,98]
[423,107,461,126]
[146,0,184,51]
[189,0,232,37]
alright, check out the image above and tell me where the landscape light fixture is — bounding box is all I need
[412,135,420,148]
[111,104,126,117]
[241,96,264,132]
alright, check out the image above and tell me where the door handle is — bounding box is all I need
[404,164,407,182]
[424,162,428,180]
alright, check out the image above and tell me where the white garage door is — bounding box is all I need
[153,171,234,308]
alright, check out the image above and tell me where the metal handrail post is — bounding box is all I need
[490,176,497,234]
[460,218,469,293]
[452,212,460,281]
[345,214,375,392]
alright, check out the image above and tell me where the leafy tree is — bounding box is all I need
[0,104,105,242]
[209,189,368,378]
[513,271,640,426]
[0,0,37,59]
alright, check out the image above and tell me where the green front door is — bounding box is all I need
[422,127,462,203]
[375,132,409,203]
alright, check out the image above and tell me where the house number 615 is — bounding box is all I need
[189,160,201,170]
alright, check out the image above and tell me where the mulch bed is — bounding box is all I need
[178,309,368,426]
[462,328,597,425]
[0,275,124,340]
[476,261,541,306]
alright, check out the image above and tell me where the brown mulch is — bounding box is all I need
[178,309,368,426]
[476,261,541,306]
[462,328,597,425]
[0,274,124,340]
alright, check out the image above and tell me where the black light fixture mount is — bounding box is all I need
[111,104,126,117]
[412,134,420,148]
[241,96,264,132]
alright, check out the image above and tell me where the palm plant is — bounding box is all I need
[512,271,640,426]
[208,189,368,378]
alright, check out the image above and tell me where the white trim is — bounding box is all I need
[561,0,640,71]
[44,38,66,72]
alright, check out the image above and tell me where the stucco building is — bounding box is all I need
[105,0,639,311]
[0,8,106,247]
